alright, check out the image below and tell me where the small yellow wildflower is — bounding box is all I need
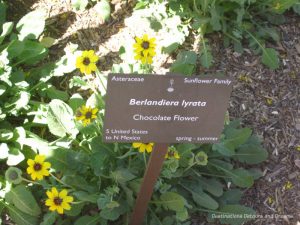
[283,181,293,190]
[133,34,156,64]
[266,98,273,105]
[45,187,73,214]
[238,74,252,83]
[296,146,300,151]
[132,142,154,153]
[267,196,274,205]
[27,155,51,180]
[76,50,99,74]
[75,105,98,126]
[165,146,180,160]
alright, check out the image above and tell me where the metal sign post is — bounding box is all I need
[130,143,169,225]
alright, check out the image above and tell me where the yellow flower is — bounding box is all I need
[27,155,51,180]
[132,142,154,153]
[296,146,300,151]
[266,98,273,105]
[165,146,180,160]
[133,34,156,64]
[76,50,99,75]
[75,105,98,126]
[238,74,252,83]
[267,196,274,205]
[283,181,293,190]
[45,187,73,214]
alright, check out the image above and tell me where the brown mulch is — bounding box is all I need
[6,0,300,225]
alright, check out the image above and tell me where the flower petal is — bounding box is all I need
[132,142,142,148]
[27,159,35,166]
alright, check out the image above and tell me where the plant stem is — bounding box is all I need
[50,173,73,188]
[191,168,231,178]
[143,151,147,168]
[95,69,107,93]
[72,138,91,153]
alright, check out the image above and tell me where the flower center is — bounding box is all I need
[85,111,92,119]
[168,152,175,157]
[198,156,205,162]
[83,57,90,65]
[142,41,150,49]
[53,197,63,206]
[9,171,18,180]
[33,163,42,171]
[76,111,82,117]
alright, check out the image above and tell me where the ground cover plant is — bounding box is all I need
[0,0,299,224]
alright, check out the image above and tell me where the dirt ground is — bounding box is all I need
[6,0,300,224]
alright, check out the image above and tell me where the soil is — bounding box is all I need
[5,0,300,225]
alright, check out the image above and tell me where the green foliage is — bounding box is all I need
[47,99,79,138]
[6,185,41,216]
[0,1,272,225]
[170,51,197,75]
[166,0,298,69]
[72,0,111,21]
[95,0,111,21]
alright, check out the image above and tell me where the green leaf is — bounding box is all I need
[170,51,197,76]
[73,191,99,203]
[62,175,96,193]
[16,10,45,40]
[293,4,300,15]
[198,177,223,197]
[16,40,48,65]
[162,42,180,54]
[0,84,6,96]
[90,151,110,176]
[7,40,24,59]
[8,185,41,216]
[262,48,279,70]
[0,2,7,28]
[8,204,38,225]
[8,91,30,111]
[100,203,127,221]
[225,127,252,149]
[0,22,13,44]
[74,215,101,225]
[159,192,185,212]
[47,99,78,138]
[217,204,256,225]
[72,0,89,11]
[40,36,56,48]
[45,86,69,101]
[7,147,25,166]
[64,202,85,217]
[176,208,189,221]
[231,168,254,188]
[0,129,13,141]
[181,183,218,210]
[69,93,85,112]
[46,148,69,171]
[210,7,222,31]
[235,144,268,164]
[111,169,136,183]
[218,189,243,206]
[0,143,9,159]
[213,142,235,156]
[209,162,253,188]
[200,39,213,68]
[95,0,111,21]
[40,212,57,225]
